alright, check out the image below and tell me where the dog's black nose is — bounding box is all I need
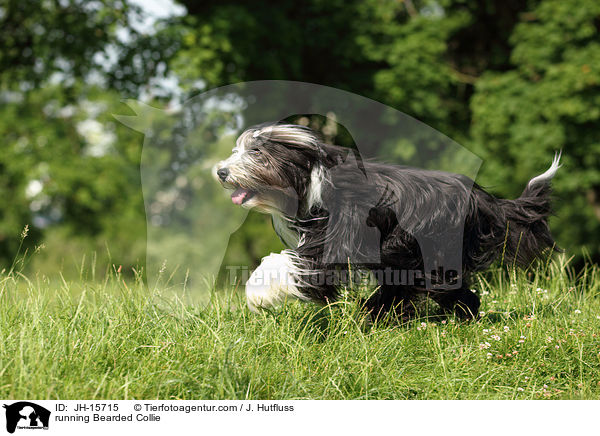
[217,168,229,181]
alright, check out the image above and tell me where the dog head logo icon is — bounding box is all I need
[3,402,50,433]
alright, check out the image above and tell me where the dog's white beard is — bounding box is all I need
[245,250,307,312]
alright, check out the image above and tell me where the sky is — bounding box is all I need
[129,0,186,32]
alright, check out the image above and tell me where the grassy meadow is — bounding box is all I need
[1,248,600,400]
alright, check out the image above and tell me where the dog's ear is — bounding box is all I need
[319,143,353,168]
[319,143,369,180]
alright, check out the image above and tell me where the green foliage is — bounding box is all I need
[0,0,167,272]
[0,0,176,94]
[470,0,600,258]
[0,83,147,271]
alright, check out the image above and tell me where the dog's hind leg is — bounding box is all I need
[362,284,421,322]
[428,287,480,320]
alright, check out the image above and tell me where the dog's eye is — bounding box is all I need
[248,148,261,156]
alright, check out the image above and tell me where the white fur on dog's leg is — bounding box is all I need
[245,250,306,312]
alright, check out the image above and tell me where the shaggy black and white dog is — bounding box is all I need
[215,123,560,319]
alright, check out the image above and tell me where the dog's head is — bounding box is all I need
[214,123,332,215]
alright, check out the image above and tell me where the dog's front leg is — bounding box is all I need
[245,249,310,312]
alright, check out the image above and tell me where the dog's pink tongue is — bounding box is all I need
[231,188,249,205]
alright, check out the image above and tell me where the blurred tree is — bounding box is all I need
[0,0,181,94]
[0,0,180,272]
[0,84,147,271]
[470,0,600,260]
[171,0,535,140]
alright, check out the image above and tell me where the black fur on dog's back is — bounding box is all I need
[288,142,560,318]
[295,147,558,273]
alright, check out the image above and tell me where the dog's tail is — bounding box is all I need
[501,151,562,266]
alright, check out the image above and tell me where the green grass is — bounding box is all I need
[1,256,600,399]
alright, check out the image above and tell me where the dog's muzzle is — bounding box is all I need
[217,167,229,181]
[216,166,257,205]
